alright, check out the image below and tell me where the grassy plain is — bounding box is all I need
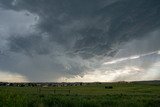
[0,81,160,107]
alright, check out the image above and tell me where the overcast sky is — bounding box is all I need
[0,0,160,82]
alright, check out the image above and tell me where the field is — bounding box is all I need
[0,81,160,107]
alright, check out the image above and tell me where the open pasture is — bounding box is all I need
[0,81,160,107]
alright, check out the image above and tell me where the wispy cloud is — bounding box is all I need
[104,50,160,65]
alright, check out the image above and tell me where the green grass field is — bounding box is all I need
[0,82,160,107]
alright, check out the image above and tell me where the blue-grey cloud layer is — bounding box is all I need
[0,0,160,81]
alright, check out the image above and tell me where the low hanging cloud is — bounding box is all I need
[0,0,160,82]
[0,70,28,82]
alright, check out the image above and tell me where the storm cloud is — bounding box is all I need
[0,0,160,82]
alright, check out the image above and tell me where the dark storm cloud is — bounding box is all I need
[1,0,160,58]
[0,0,160,81]
[8,34,51,56]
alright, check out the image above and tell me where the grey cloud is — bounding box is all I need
[114,30,160,71]
[0,0,160,81]
[1,0,160,58]
[8,34,51,56]
[116,30,160,58]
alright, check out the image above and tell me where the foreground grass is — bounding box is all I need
[0,82,160,107]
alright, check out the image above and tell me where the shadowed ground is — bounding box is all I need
[0,81,160,107]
